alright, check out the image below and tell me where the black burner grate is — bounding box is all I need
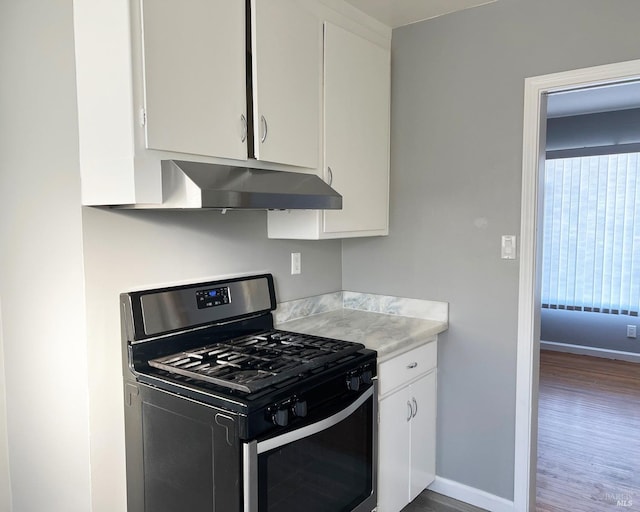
[148,330,363,393]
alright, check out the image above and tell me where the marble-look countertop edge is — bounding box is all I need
[276,307,448,362]
[275,290,448,325]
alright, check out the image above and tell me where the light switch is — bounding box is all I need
[291,252,301,275]
[501,235,517,260]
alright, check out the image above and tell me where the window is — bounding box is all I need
[541,153,640,316]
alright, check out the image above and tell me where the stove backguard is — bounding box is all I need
[121,273,276,342]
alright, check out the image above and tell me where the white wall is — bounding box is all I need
[342,0,640,501]
[0,304,11,511]
[0,1,92,510]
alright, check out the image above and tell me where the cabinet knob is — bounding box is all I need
[327,166,334,186]
[407,362,418,369]
[412,397,418,418]
[407,401,413,422]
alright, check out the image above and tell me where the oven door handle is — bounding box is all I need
[257,385,373,454]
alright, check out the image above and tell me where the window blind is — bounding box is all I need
[541,153,640,316]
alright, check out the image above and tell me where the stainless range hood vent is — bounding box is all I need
[161,160,342,210]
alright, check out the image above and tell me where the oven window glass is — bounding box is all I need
[258,398,373,512]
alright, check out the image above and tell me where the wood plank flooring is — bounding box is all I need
[401,490,485,512]
[536,350,640,512]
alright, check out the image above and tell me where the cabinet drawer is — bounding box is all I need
[378,340,437,397]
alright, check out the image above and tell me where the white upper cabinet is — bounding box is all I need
[141,0,247,161]
[142,0,320,169]
[74,0,390,208]
[267,20,391,239]
[251,0,321,169]
[322,22,390,235]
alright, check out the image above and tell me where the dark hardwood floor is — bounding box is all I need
[536,350,640,512]
[401,490,485,512]
[397,350,640,512]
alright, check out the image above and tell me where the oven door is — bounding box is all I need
[243,383,377,512]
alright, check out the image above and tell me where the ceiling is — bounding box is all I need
[343,0,498,28]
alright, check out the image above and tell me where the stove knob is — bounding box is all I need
[291,399,308,418]
[347,374,361,392]
[361,370,373,385]
[272,407,289,427]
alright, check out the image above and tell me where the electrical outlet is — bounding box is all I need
[291,252,301,275]
[627,325,637,339]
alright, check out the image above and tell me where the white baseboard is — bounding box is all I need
[540,340,640,363]
[428,476,515,512]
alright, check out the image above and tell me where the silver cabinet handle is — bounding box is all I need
[240,114,247,143]
[260,115,268,143]
[327,166,333,186]
[412,397,418,418]
[407,362,418,369]
[407,401,413,422]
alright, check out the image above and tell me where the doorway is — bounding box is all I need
[514,58,640,512]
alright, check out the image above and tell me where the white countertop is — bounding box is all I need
[278,308,447,362]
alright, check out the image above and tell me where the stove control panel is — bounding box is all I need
[196,286,231,309]
[268,396,308,427]
[263,358,376,431]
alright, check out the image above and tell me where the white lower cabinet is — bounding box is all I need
[377,342,437,512]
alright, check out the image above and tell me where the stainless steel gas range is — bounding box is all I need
[120,273,377,512]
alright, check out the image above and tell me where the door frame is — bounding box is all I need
[514,58,640,512]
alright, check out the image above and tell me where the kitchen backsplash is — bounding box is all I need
[275,291,448,324]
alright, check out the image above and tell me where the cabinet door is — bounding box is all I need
[141,0,247,160]
[323,22,390,235]
[378,388,412,512]
[409,371,437,500]
[251,0,321,169]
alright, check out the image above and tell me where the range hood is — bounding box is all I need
[161,160,342,210]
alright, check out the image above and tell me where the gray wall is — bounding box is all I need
[0,1,342,511]
[541,309,640,354]
[342,0,640,501]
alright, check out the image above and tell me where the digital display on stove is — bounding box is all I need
[195,286,231,309]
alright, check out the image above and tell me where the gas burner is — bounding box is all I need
[148,330,364,393]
